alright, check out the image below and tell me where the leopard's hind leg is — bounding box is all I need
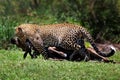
[59,35,89,61]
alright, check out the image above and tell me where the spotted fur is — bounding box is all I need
[15,23,115,61]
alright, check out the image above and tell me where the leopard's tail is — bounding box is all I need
[80,27,115,57]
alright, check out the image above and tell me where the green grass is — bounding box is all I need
[0,50,120,80]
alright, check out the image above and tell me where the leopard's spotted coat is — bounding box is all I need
[15,23,115,60]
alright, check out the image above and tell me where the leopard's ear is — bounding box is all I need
[17,27,23,33]
[18,27,23,32]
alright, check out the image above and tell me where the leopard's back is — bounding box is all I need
[36,23,80,49]
[38,23,102,54]
[15,23,91,50]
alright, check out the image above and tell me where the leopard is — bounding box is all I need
[14,23,115,62]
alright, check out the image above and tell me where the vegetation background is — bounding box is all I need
[0,0,120,49]
[0,0,120,80]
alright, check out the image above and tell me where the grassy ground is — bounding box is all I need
[0,49,120,80]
